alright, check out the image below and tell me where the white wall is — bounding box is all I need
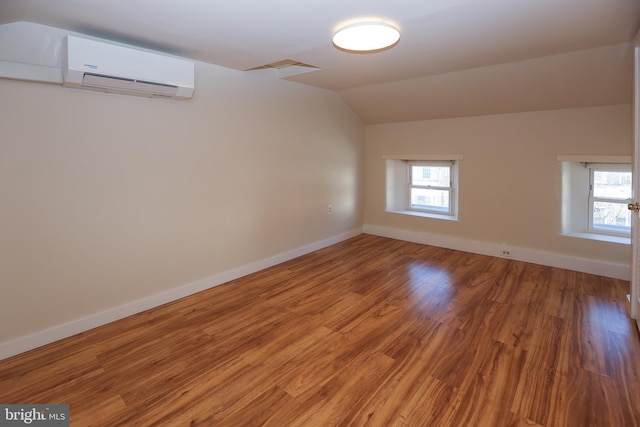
[0,38,364,348]
[340,44,633,124]
[364,105,632,275]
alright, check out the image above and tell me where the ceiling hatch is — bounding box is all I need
[250,59,320,78]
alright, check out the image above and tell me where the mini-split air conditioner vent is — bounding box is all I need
[81,73,179,97]
[62,36,194,99]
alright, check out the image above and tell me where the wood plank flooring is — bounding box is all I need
[1,234,639,426]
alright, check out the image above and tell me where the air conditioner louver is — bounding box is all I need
[62,36,194,99]
[81,73,179,97]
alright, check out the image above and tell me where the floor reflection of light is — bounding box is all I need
[586,298,629,335]
[407,262,454,305]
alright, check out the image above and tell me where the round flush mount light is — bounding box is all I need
[332,21,400,52]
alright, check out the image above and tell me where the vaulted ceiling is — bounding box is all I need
[2,0,639,123]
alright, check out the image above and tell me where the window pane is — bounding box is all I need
[411,188,449,210]
[592,201,631,229]
[412,165,450,187]
[593,171,632,199]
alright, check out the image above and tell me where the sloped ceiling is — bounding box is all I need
[1,0,639,123]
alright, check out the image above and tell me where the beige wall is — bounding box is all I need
[364,104,632,264]
[0,23,631,350]
[0,62,364,343]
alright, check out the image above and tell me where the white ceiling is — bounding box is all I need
[1,0,639,123]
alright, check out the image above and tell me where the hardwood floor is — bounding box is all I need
[1,234,639,426]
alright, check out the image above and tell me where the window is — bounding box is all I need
[385,155,460,221]
[409,162,454,215]
[559,156,631,243]
[588,164,632,236]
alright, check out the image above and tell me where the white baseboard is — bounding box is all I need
[3,225,627,361]
[0,228,362,361]
[363,224,630,281]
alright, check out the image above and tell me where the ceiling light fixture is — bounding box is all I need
[332,21,400,52]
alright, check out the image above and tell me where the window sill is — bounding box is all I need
[387,209,458,221]
[563,232,630,245]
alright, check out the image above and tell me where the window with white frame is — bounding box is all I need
[409,161,454,215]
[385,156,460,220]
[559,156,632,243]
[588,163,632,236]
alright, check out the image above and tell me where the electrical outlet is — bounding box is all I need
[328,204,333,214]
[499,244,512,258]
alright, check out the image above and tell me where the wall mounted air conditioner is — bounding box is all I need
[62,35,194,99]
